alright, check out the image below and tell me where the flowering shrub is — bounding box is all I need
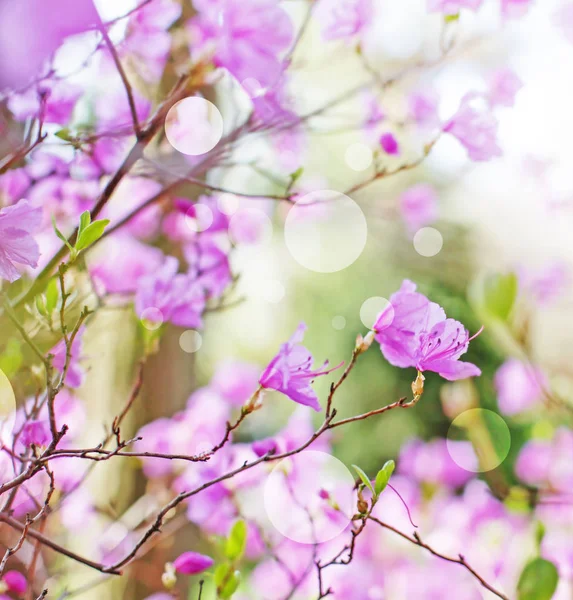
[0,1,570,599]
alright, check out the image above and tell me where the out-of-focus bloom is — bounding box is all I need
[518,261,570,306]
[3,570,27,595]
[20,420,51,447]
[51,327,86,389]
[135,256,206,329]
[212,360,261,406]
[501,0,533,19]
[554,3,573,44]
[374,280,481,381]
[8,81,82,124]
[427,0,483,14]
[173,551,214,575]
[317,0,373,41]
[488,68,523,108]
[184,237,232,300]
[0,169,31,204]
[380,132,400,155]
[144,595,174,600]
[399,184,438,234]
[494,359,545,415]
[409,88,440,129]
[259,323,342,411]
[444,94,502,162]
[189,0,294,87]
[0,200,42,282]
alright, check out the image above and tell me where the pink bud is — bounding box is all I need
[318,488,330,500]
[380,132,400,155]
[4,570,27,594]
[172,551,214,575]
[252,438,278,457]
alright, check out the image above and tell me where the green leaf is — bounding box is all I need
[219,570,241,599]
[482,272,518,321]
[225,520,247,562]
[352,465,374,496]
[444,12,460,23]
[54,128,71,141]
[75,219,110,252]
[517,558,558,600]
[52,215,75,256]
[45,278,59,314]
[374,460,395,496]
[78,210,91,238]
[35,294,47,317]
[214,564,229,587]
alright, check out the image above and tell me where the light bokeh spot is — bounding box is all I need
[217,193,240,216]
[184,203,214,233]
[264,451,355,544]
[165,97,223,156]
[332,316,346,330]
[447,409,511,473]
[141,308,164,331]
[262,280,285,303]
[360,296,393,329]
[179,330,203,354]
[413,227,443,257]
[284,190,367,273]
[345,143,373,171]
[229,208,273,245]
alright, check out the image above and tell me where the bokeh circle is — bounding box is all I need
[413,227,443,257]
[284,190,367,273]
[140,308,164,331]
[360,296,394,329]
[264,450,355,544]
[165,97,223,156]
[179,330,203,354]
[446,409,511,473]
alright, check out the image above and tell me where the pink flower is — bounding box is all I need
[189,0,294,87]
[399,184,438,234]
[444,93,502,162]
[554,3,573,44]
[317,0,373,41]
[0,200,42,282]
[494,359,545,416]
[135,256,206,329]
[51,327,86,389]
[212,360,261,406]
[380,132,400,155]
[374,280,481,381]
[20,420,51,447]
[488,68,523,108]
[409,88,440,129]
[518,260,570,306]
[0,169,31,203]
[259,323,342,411]
[3,570,27,595]
[501,0,533,19]
[173,551,214,575]
[427,0,483,14]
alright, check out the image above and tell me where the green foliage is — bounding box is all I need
[75,211,110,252]
[225,520,247,562]
[471,272,518,323]
[374,460,395,496]
[0,339,23,377]
[517,558,559,600]
[352,464,375,496]
[215,564,241,599]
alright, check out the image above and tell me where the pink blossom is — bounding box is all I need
[444,93,502,161]
[427,0,483,14]
[20,420,51,447]
[554,3,573,45]
[0,169,31,204]
[259,323,342,411]
[317,0,373,41]
[488,68,523,108]
[212,360,261,406]
[380,132,400,155]
[518,261,570,306]
[399,184,438,234]
[494,359,545,415]
[8,81,82,124]
[135,256,206,329]
[173,551,214,575]
[501,0,533,19]
[51,327,86,389]
[189,0,294,87]
[0,200,42,282]
[3,570,27,594]
[374,280,481,381]
[409,88,440,129]
[184,238,232,300]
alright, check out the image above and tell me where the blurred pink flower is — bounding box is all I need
[189,0,294,87]
[173,551,214,575]
[399,184,438,234]
[375,280,481,380]
[135,256,206,329]
[8,81,82,124]
[317,0,373,41]
[518,260,570,306]
[488,68,523,108]
[444,93,502,161]
[20,420,51,447]
[494,359,545,415]
[212,360,261,406]
[3,570,27,595]
[380,132,400,155]
[501,0,533,19]
[51,326,86,389]
[0,169,31,204]
[259,323,342,411]
[427,0,483,14]
[0,200,42,282]
[409,88,440,129]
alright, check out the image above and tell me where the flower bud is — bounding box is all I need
[173,551,214,575]
[355,330,375,354]
[4,570,28,595]
[161,568,177,590]
[412,371,425,398]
